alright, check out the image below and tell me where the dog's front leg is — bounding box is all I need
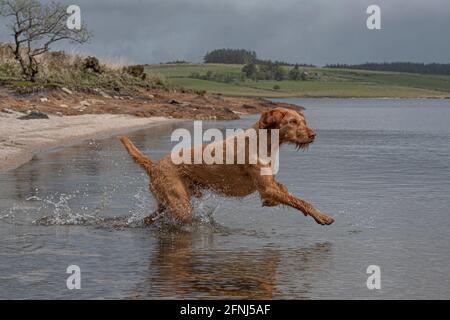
[262,182,288,207]
[253,172,334,225]
[264,186,334,225]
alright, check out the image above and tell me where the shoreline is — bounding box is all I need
[0,114,175,173]
[0,84,304,173]
[254,95,450,100]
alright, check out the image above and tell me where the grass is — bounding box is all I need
[145,64,450,98]
[146,63,244,78]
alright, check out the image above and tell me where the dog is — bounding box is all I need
[120,108,334,226]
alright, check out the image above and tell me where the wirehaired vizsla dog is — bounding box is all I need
[120,108,334,226]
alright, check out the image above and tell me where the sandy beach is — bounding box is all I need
[0,113,171,172]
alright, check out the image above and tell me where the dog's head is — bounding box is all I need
[258,108,316,149]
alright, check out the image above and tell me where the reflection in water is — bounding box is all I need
[13,168,39,201]
[132,225,332,299]
[147,230,279,299]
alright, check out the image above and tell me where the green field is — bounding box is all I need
[146,64,450,98]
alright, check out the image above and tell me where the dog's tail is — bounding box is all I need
[119,137,153,172]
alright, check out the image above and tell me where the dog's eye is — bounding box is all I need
[290,119,298,125]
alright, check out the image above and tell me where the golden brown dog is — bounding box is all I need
[120,108,334,226]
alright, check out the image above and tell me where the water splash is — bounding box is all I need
[3,180,228,230]
[192,191,223,224]
[32,191,103,226]
[125,187,156,227]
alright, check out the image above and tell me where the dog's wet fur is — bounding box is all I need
[120,108,334,226]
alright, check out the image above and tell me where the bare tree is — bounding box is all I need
[0,0,90,82]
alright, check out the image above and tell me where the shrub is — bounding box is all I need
[83,56,102,74]
[124,65,146,80]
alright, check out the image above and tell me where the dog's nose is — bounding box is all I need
[308,131,316,139]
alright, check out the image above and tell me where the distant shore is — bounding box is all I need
[146,63,450,99]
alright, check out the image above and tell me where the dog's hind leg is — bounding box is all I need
[143,204,166,225]
[152,176,193,224]
[164,190,193,224]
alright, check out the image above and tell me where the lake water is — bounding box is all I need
[1,98,449,299]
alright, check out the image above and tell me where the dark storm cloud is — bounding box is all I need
[1,0,450,65]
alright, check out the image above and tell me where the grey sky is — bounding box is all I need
[1,0,450,65]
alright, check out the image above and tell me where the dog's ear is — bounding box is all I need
[259,109,286,129]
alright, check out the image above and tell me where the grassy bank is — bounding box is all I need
[146,64,450,98]
[0,44,168,93]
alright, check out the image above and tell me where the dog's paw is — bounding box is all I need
[143,216,156,226]
[262,199,278,207]
[313,213,335,226]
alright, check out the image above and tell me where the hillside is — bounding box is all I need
[146,64,450,98]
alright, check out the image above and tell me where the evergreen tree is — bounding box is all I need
[242,63,257,78]
[288,64,301,80]
[204,49,257,64]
